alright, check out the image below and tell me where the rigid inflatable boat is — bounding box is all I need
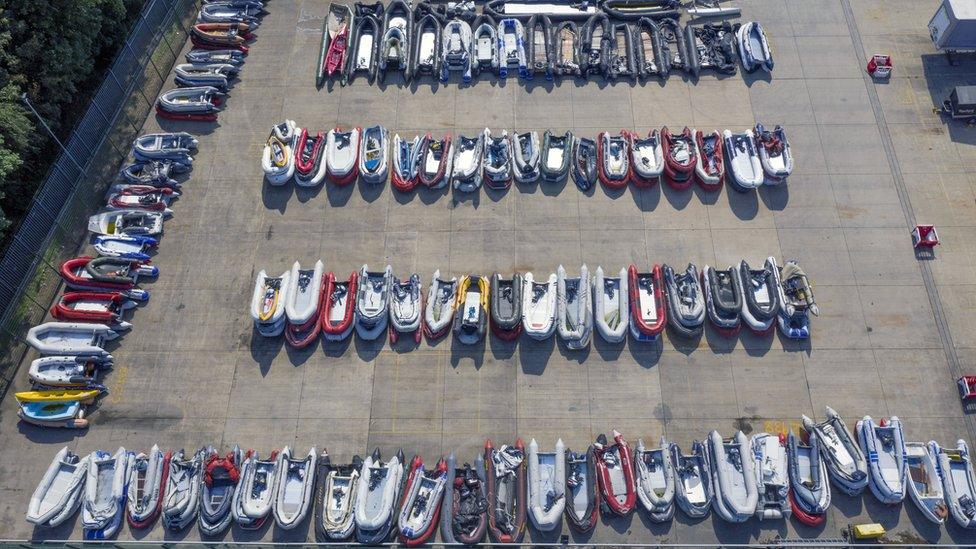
[581,14,609,77]
[527,439,565,531]
[598,131,631,189]
[412,14,442,78]
[905,441,947,524]
[327,127,361,185]
[19,400,88,429]
[751,433,789,520]
[471,15,499,77]
[564,446,599,532]
[294,129,328,187]
[483,128,513,188]
[737,258,780,334]
[398,456,448,546]
[635,438,675,522]
[540,131,572,182]
[593,266,628,343]
[134,132,197,161]
[628,264,666,341]
[786,430,830,526]
[174,61,237,89]
[556,265,592,349]
[497,18,529,78]
[186,48,246,66]
[356,264,392,340]
[419,133,453,189]
[685,22,738,77]
[708,431,758,523]
[737,21,773,73]
[552,21,581,77]
[755,123,793,182]
[273,447,316,529]
[452,133,485,191]
[262,120,298,185]
[120,160,185,189]
[662,126,695,189]
[454,275,489,345]
[663,263,705,338]
[629,129,665,186]
[801,407,869,496]
[424,270,458,339]
[27,447,89,527]
[702,265,742,336]
[162,449,203,531]
[317,3,353,86]
[724,128,764,191]
[526,15,553,80]
[389,273,423,344]
[27,322,118,357]
[106,186,176,214]
[82,448,130,539]
[191,22,252,52]
[441,454,488,544]
[28,355,111,388]
[355,448,405,544]
[608,23,636,79]
[522,271,557,340]
[572,137,598,191]
[285,260,324,348]
[489,272,522,340]
[321,271,357,341]
[671,441,712,519]
[485,439,527,543]
[198,3,262,27]
[199,446,241,535]
[595,431,636,516]
[88,210,164,236]
[933,439,976,529]
[659,17,689,74]
[233,449,279,529]
[635,18,666,78]
[441,19,473,82]
[314,451,362,540]
[857,416,907,505]
[693,129,724,190]
[157,86,224,121]
[359,125,389,184]
[346,14,380,84]
[93,235,157,261]
[776,259,819,339]
[391,134,422,191]
[513,131,541,183]
[378,0,412,82]
[250,269,291,337]
[51,292,134,330]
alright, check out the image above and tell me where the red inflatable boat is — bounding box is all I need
[594,430,636,516]
[320,271,357,341]
[285,285,324,349]
[694,129,725,191]
[51,292,133,325]
[398,455,447,546]
[484,438,526,543]
[60,257,155,299]
[662,126,696,190]
[126,450,171,529]
[108,186,176,212]
[628,264,666,340]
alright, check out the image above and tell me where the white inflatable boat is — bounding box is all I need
[82,448,130,540]
[262,120,298,185]
[522,271,557,340]
[635,438,675,522]
[274,446,317,529]
[527,438,565,531]
[27,322,118,357]
[556,264,592,349]
[27,447,90,527]
[593,266,628,343]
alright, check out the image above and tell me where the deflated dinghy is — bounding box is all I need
[233,449,280,529]
[933,439,976,529]
[635,18,666,79]
[540,131,573,182]
[27,447,90,527]
[598,131,631,189]
[635,438,675,522]
[93,234,157,262]
[776,259,819,339]
[82,448,130,539]
[629,129,665,187]
[801,406,868,495]
[572,137,598,191]
[28,355,111,388]
[156,86,224,121]
[593,266,628,343]
[51,292,135,331]
[694,129,725,190]
[595,431,637,516]
[662,263,705,338]
[346,13,380,84]
[671,441,713,519]
[526,15,553,80]
[527,439,565,531]
[356,264,392,340]
[389,273,423,344]
[483,128,513,189]
[608,23,637,79]
[327,126,361,185]
[738,258,780,334]
[391,134,422,191]
[162,449,203,531]
[454,275,490,345]
[497,18,529,78]
[134,132,197,161]
[738,21,773,73]
[754,123,793,182]
[557,265,592,349]
[564,446,599,533]
[658,18,689,74]
[412,14,442,78]
[581,14,610,77]
[442,454,488,544]
[27,322,118,357]
[787,430,830,526]
[441,19,473,82]
[471,15,499,77]
[702,265,743,336]
[418,133,454,189]
[905,441,947,524]
[452,133,485,191]
[662,126,696,189]
[314,451,363,540]
[424,270,459,339]
[751,433,790,520]
[126,446,168,529]
[294,128,328,187]
[355,448,405,544]
[490,272,522,340]
[708,431,758,523]
[629,264,666,341]
[857,416,907,505]
[378,0,412,82]
[285,260,325,348]
[724,128,763,191]
[685,22,738,77]
[251,269,291,337]
[321,271,358,341]
[88,210,164,236]
[513,131,541,183]
[398,456,448,545]
[522,271,558,340]
[552,21,581,77]
[274,447,317,529]
[317,3,353,86]
[485,439,527,543]
[262,120,298,185]
[199,446,241,535]
[359,125,390,184]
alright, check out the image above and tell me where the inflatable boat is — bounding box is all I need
[162,449,203,531]
[28,355,111,387]
[708,431,758,523]
[904,441,947,524]
[552,21,581,77]
[485,439,527,543]
[120,160,184,189]
[389,273,423,344]
[685,22,738,77]
[441,454,488,544]
[93,235,157,262]
[18,400,89,429]
[27,322,118,357]
[857,416,907,505]
[801,406,868,495]
[346,14,380,84]
[595,431,636,516]
[787,430,830,526]
[186,48,246,66]
[317,3,353,86]
[134,132,197,161]
[233,449,279,529]
[572,136,598,191]
[522,271,557,340]
[629,129,665,187]
[250,269,291,337]
[933,439,976,529]
[391,133,422,191]
[356,264,392,340]
[581,14,610,77]
[662,126,695,189]
[157,86,224,121]
[737,21,773,73]
[191,22,251,52]
[635,438,675,522]
[513,131,541,183]
[527,439,565,531]
[776,259,819,340]
[359,125,389,184]
[564,446,599,532]
[106,186,176,214]
[471,15,499,77]
[378,0,412,82]
[657,17,689,73]
[412,14,442,78]
[702,265,742,336]
[598,131,631,189]
[419,133,453,189]
[671,441,712,519]
[635,18,666,78]
[724,128,764,191]
[454,275,489,345]
[593,266,628,343]
[314,451,362,540]
[82,448,130,539]
[693,129,724,190]
[755,123,793,182]
[737,258,781,335]
[262,120,298,185]
[497,18,529,78]
[526,15,553,80]
[355,448,405,544]
[285,260,324,349]
[441,19,473,82]
[424,270,458,339]
[398,456,448,546]
[273,447,317,529]
[452,133,485,191]
[751,433,789,520]
[198,3,261,27]
[51,292,134,330]
[556,264,592,349]
[540,131,572,182]
[607,23,636,79]
[663,263,706,338]
[326,127,361,185]
[628,264,666,341]
[294,129,328,187]
[199,446,241,535]
[321,271,357,341]
[173,63,237,90]
[483,128,513,189]
[88,210,164,236]
[27,447,89,527]
[489,272,522,340]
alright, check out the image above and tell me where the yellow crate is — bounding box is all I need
[852,523,885,539]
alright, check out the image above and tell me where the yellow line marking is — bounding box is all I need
[109,364,128,404]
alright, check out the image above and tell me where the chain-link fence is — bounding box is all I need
[0,0,200,396]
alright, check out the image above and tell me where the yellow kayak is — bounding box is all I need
[15,389,101,404]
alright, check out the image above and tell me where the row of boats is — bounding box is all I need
[263,121,793,192]
[26,411,976,542]
[316,0,772,86]
[250,258,818,349]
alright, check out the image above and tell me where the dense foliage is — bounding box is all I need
[0,0,143,237]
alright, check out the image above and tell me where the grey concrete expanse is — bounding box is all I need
[3,0,976,544]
